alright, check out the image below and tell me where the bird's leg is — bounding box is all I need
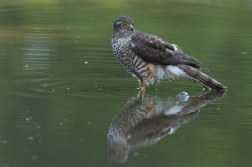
[139,82,143,89]
[142,84,147,91]
[142,84,147,96]
[139,82,147,91]
[138,82,146,96]
[138,89,146,97]
[139,82,143,95]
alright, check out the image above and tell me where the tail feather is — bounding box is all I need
[178,64,227,91]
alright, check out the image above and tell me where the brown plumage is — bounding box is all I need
[111,16,227,91]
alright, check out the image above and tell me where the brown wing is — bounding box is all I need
[130,30,201,69]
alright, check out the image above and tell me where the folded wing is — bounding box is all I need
[130,30,201,69]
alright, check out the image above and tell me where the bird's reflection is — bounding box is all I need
[107,90,225,163]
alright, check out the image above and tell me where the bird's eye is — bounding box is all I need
[121,24,127,29]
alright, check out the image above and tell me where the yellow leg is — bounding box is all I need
[139,82,143,89]
[138,82,147,96]
[139,89,146,96]
[138,82,147,91]
[142,84,147,91]
[139,82,142,95]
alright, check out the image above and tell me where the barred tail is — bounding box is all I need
[178,64,227,91]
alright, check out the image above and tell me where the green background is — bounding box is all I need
[0,0,252,166]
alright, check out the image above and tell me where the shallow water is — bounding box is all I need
[0,0,252,167]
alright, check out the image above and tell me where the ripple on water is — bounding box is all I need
[22,28,56,72]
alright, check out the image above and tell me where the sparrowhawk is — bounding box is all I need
[111,16,227,91]
[107,91,224,163]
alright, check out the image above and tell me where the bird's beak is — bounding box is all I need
[129,24,134,31]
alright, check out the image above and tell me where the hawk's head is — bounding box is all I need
[113,16,134,38]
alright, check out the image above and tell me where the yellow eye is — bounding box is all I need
[121,24,127,29]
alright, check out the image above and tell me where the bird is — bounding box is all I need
[111,16,227,91]
[107,90,225,163]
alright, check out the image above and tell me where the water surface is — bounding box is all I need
[0,0,252,167]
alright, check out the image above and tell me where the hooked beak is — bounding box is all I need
[129,24,134,31]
